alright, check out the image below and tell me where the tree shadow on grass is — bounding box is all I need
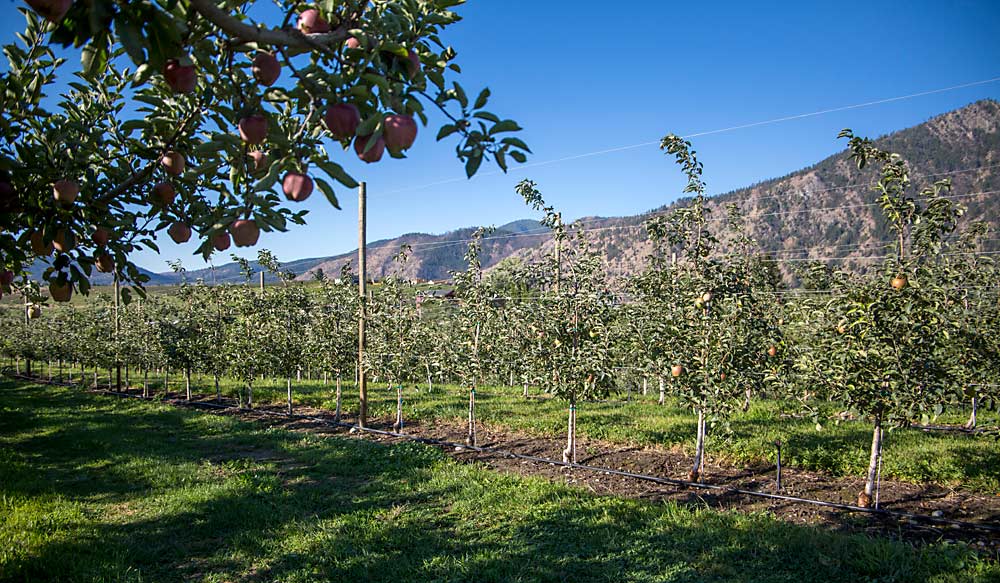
[0,381,991,583]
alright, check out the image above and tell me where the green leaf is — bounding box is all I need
[315,160,358,189]
[464,152,483,178]
[315,177,340,209]
[473,87,490,109]
[500,136,532,153]
[489,120,521,135]
[436,124,459,141]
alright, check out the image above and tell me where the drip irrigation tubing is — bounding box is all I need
[47,377,999,534]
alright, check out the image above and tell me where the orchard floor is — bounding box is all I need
[2,381,999,583]
[144,389,1000,549]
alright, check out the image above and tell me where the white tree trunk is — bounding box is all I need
[562,401,577,464]
[287,377,293,414]
[335,376,342,423]
[859,418,883,508]
[966,395,978,429]
[466,388,476,446]
[658,376,665,405]
[690,409,706,482]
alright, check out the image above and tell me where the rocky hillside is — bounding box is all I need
[502,99,1000,280]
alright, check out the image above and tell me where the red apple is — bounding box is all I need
[767,345,778,358]
[212,232,231,251]
[282,172,313,202]
[671,364,684,378]
[30,231,53,257]
[52,179,79,205]
[383,114,417,151]
[49,279,72,302]
[0,270,14,286]
[25,0,72,24]
[164,59,197,94]
[230,219,260,247]
[252,52,281,86]
[167,222,192,244]
[53,228,75,253]
[354,134,385,163]
[298,9,330,34]
[238,115,268,145]
[95,252,114,273]
[152,181,176,206]
[891,276,907,290]
[92,227,110,247]
[249,150,269,175]
[324,103,360,140]
[161,151,186,175]
[345,37,362,50]
[405,50,420,78]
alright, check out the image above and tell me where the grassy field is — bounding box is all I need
[182,375,1000,493]
[1,380,997,582]
[10,363,1000,492]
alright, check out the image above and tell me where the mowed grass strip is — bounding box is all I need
[2,380,995,583]
[221,376,1000,492]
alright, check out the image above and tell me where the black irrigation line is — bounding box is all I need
[55,381,998,534]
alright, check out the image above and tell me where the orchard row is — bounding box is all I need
[3,134,999,507]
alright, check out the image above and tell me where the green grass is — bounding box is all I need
[1,380,996,582]
[176,374,1000,493]
[18,364,1000,492]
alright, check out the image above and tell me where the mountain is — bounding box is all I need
[501,99,1000,281]
[113,99,1000,285]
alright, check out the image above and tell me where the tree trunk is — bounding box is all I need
[323,371,328,386]
[966,395,978,429]
[247,382,253,409]
[859,417,883,508]
[392,385,403,432]
[125,365,130,391]
[185,368,192,401]
[642,377,648,395]
[523,381,528,398]
[215,374,221,401]
[143,369,149,398]
[93,369,98,388]
[163,370,168,397]
[689,409,706,482]
[286,377,293,414]
[562,397,577,464]
[335,376,342,423]
[743,387,752,412]
[58,358,63,383]
[107,368,112,390]
[658,376,665,406]
[465,388,476,446]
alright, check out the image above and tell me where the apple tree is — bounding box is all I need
[790,131,964,507]
[1,1,529,299]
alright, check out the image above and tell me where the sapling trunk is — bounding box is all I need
[214,374,220,401]
[185,368,192,401]
[107,368,112,390]
[859,416,883,508]
[966,395,978,429]
[163,370,168,397]
[286,377,293,414]
[323,371,328,385]
[58,358,62,383]
[392,385,403,432]
[93,369,97,388]
[143,370,149,398]
[642,377,648,395]
[247,382,253,409]
[466,388,476,446]
[563,396,577,464]
[523,381,528,398]
[125,365,130,390]
[743,387,752,412]
[658,376,665,406]
[690,409,706,482]
[335,376,342,423]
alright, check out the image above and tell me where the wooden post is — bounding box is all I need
[114,276,121,390]
[358,182,368,428]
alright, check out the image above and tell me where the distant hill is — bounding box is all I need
[80,99,1000,285]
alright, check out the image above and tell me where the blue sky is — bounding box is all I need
[3,0,1000,272]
